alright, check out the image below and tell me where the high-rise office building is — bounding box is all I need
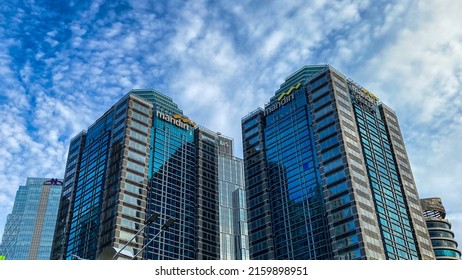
[195,127,249,260]
[420,197,461,260]
[0,177,63,260]
[218,144,250,260]
[195,127,221,259]
[51,132,86,260]
[241,65,434,260]
[51,89,248,260]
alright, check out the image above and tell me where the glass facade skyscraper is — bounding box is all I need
[218,150,250,260]
[51,90,195,260]
[0,177,63,260]
[241,65,435,260]
[52,89,248,260]
[51,132,86,260]
[195,127,221,259]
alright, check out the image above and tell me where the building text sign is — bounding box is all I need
[156,111,196,130]
[264,82,302,116]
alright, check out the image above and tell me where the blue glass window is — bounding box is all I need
[321,146,341,162]
[327,181,348,196]
[325,170,345,185]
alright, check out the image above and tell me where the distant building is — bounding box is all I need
[241,65,434,259]
[420,197,461,260]
[217,142,250,260]
[0,178,63,260]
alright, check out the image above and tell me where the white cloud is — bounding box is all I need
[168,0,207,54]
[261,31,286,59]
[123,35,137,50]
[104,22,123,39]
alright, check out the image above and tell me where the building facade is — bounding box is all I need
[52,89,248,260]
[218,145,250,260]
[51,132,86,260]
[0,178,63,260]
[195,127,221,259]
[420,197,461,260]
[241,65,434,260]
[196,127,249,260]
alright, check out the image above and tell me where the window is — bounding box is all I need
[132,111,149,123]
[330,194,350,210]
[131,121,149,133]
[133,102,150,115]
[127,161,145,173]
[244,126,259,138]
[310,75,328,90]
[333,220,356,236]
[313,94,332,110]
[129,130,147,142]
[247,135,259,146]
[327,181,348,196]
[123,194,141,206]
[324,158,343,173]
[426,221,450,230]
[434,249,461,258]
[429,231,454,238]
[124,182,142,195]
[338,248,361,260]
[128,140,147,152]
[321,146,341,162]
[332,207,352,223]
[337,234,359,249]
[128,151,145,163]
[126,171,144,183]
[326,170,345,185]
[122,206,140,218]
[121,218,138,230]
[316,114,335,130]
[242,118,258,131]
[314,104,333,119]
[119,230,136,242]
[318,124,337,140]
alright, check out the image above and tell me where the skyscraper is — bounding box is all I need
[420,197,461,260]
[0,177,63,260]
[51,132,86,260]
[217,142,250,260]
[195,127,221,259]
[241,65,434,260]
[195,127,249,260]
[51,89,248,260]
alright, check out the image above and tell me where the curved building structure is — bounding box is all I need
[420,198,461,260]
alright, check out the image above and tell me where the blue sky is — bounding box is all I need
[1,0,462,249]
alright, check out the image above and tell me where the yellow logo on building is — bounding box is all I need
[264,82,301,116]
[172,114,197,127]
[277,82,302,101]
[361,89,379,102]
